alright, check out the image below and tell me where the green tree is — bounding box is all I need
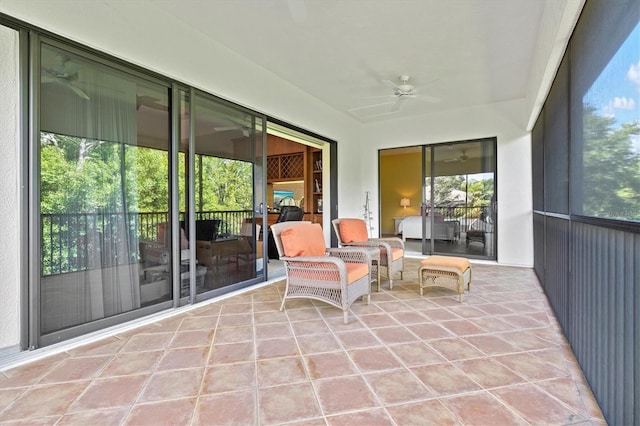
[583,105,640,220]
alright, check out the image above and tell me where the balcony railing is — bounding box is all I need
[41,210,253,276]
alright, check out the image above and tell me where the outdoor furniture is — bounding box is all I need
[271,221,372,324]
[332,218,404,290]
[466,229,486,247]
[418,255,471,302]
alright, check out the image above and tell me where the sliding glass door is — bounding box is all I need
[379,138,496,260]
[430,140,496,258]
[35,39,266,346]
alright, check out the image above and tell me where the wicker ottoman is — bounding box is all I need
[418,256,471,302]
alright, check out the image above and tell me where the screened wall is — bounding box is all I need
[532,1,640,424]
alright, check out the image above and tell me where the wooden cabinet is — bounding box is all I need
[266,153,304,181]
[309,149,323,224]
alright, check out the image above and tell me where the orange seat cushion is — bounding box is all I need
[345,263,369,284]
[420,255,470,273]
[339,219,369,243]
[280,223,326,257]
[391,247,404,261]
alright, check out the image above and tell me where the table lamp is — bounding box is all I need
[400,197,411,217]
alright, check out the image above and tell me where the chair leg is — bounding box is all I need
[279,297,286,312]
[343,310,349,325]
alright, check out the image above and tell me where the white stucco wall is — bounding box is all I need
[359,100,534,267]
[0,24,21,349]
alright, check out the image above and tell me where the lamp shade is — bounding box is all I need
[400,198,411,207]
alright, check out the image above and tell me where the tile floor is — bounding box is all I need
[0,258,606,425]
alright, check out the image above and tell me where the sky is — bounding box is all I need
[585,21,640,151]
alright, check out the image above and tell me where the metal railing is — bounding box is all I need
[41,210,253,276]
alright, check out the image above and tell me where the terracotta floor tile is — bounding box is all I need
[290,319,331,336]
[388,342,446,367]
[169,329,214,348]
[428,337,485,361]
[359,312,400,328]
[255,322,293,340]
[100,350,163,377]
[255,337,299,359]
[389,310,429,325]
[0,382,88,421]
[411,363,481,396]
[58,407,129,425]
[372,326,419,345]
[209,341,255,365]
[326,408,393,425]
[139,368,203,402]
[286,307,323,321]
[214,325,254,344]
[68,374,148,412]
[194,390,257,426]
[314,376,379,415]
[348,346,403,373]
[257,356,307,387]
[406,322,454,340]
[125,397,196,425]
[442,391,528,425]
[201,362,255,394]
[304,351,357,379]
[364,369,432,404]
[439,319,485,336]
[456,358,525,389]
[386,399,458,425]
[218,312,253,327]
[296,333,342,354]
[0,259,606,425]
[495,352,569,381]
[492,383,584,424]
[335,329,381,349]
[463,334,519,356]
[258,382,321,424]
[120,332,174,353]
[38,355,112,384]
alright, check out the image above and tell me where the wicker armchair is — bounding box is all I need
[332,218,404,290]
[271,222,372,324]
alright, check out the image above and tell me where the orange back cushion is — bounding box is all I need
[280,224,326,257]
[338,219,369,243]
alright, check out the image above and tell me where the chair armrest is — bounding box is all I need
[326,247,373,265]
[371,237,405,250]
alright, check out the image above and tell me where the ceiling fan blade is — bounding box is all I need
[390,98,403,112]
[382,79,401,90]
[348,100,398,112]
[68,83,90,100]
[359,93,398,100]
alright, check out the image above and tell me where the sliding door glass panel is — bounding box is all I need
[432,141,496,258]
[39,43,171,334]
[192,94,263,293]
[422,146,433,254]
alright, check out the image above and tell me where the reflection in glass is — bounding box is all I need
[582,22,640,221]
[39,43,171,334]
[191,95,263,293]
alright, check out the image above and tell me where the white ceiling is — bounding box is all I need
[147,0,565,123]
[2,0,581,125]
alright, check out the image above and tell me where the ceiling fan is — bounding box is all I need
[445,149,469,162]
[349,75,440,117]
[42,55,90,100]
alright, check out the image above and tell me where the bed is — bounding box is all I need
[399,215,455,241]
